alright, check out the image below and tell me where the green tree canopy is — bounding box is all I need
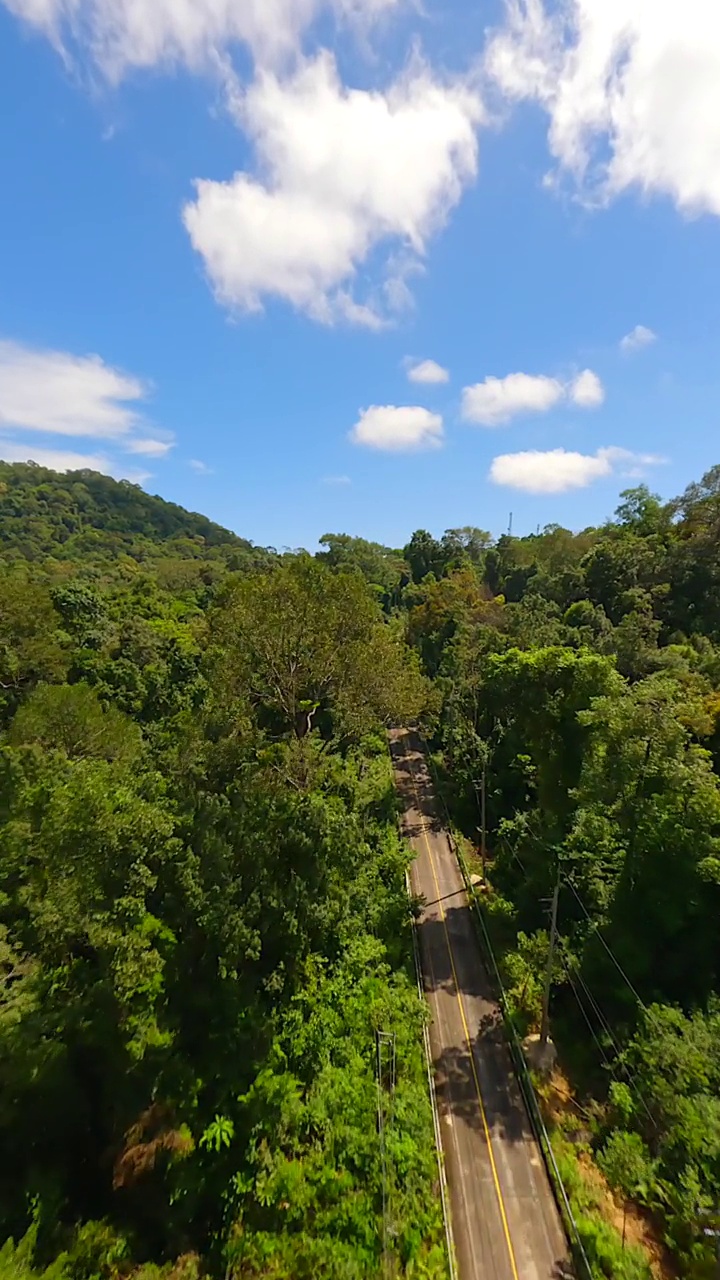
[211,556,428,739]
[9,682,142,763]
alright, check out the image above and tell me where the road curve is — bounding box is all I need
[389,727,570,1280]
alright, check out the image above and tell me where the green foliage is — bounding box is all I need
[317,534,407,606]
[403,530,445,584]
[0,462,262,571]
[199,1117,235,1154]
[9,682,143,762]
[226,936,444,1277]
[552,1140,653,1280]
[211,555,429,740]
[12,454,720,1279]
[0,1229,68,1279]
[614,486,668,537]
[501,930,550,1031]
[0,469,443,1278]
[0,571,67,724]
[597,1132,657,1205]
[397,465,720,1277]
[619,1004,720,1200]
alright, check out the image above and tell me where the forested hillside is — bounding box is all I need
[0,467,440,1280]
[0,463,270,573]
[3,459,720,1279]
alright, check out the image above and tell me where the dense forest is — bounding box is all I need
[3,457,720,1278]
[396,475,720,1278]
[0,464,440,1280]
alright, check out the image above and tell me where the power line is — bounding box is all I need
[561,951,659,1134]
[416,733,595,1279]
[567,960,624,1059]
[560,955,617,1078]
[419,729,663,1157]
[563,878,650,1015]
[499,841,625,1067]
[498,829,658,1128]
[505,839,528,877]
[503,811,651,1019]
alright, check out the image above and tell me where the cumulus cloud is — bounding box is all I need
[489,445,664,494]
[406,358,450,385]
[0,339,172,476]
[4,1,483,326]
[462,372,564,425]
[621,324,657,353]
[461,372,557,425]
[0,340,147,438]
[350,404,444,451]
[570,368,605,407]
[0,438,148,481]
[190,459,214,474]
[127,438,173,456]
[183,53,482,324]
[2,0,403,80]
[462,367,605,425]
[486,0,720,218]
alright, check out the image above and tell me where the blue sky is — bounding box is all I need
[1,0,720,550]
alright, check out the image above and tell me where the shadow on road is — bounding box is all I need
[432,1016,531,1147]
[391,727,573,1277]
[417,907,490,999]
[390,740,443,824]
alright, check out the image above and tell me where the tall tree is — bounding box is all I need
[210,556,427,739]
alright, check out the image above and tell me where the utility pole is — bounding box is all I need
[508,512,513,537]
[480,754,487,885]
[472,752,488,884]
[700,1208,720,1279]
[540,872,560,1050]
[702,1227,720,1280]
[376,1030,396,1280]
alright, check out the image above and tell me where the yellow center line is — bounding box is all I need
[401,733,520,1280]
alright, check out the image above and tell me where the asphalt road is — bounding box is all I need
[389,727,570,1280]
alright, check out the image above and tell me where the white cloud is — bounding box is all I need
[462,367,605,425]
[0,440,110,472]
[2,0,403,80]
[0,340,147,438]
[190,458,213,474]
[406,358,450,385]
[621,324,657,353]
[183,53,482,324]
[127,438,173,457]
[490,447,611,493]
[570,368,605,407]
[489,445,664,494]
[0,339,172,477]
[0,439,149,481]
[4,2,482,326]
[322,473,352,484]
[462,372,565,426]
[350,404,444,451]
[486,0,720,218]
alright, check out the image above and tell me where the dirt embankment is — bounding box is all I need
[542,1069,678,1280]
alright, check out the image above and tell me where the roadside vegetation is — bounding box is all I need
[4,457,720,1277]
[0,465,442,1279]
[399,472,720,1278]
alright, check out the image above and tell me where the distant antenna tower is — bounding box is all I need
[508,512,513,537]
[376,1030,397,1279]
